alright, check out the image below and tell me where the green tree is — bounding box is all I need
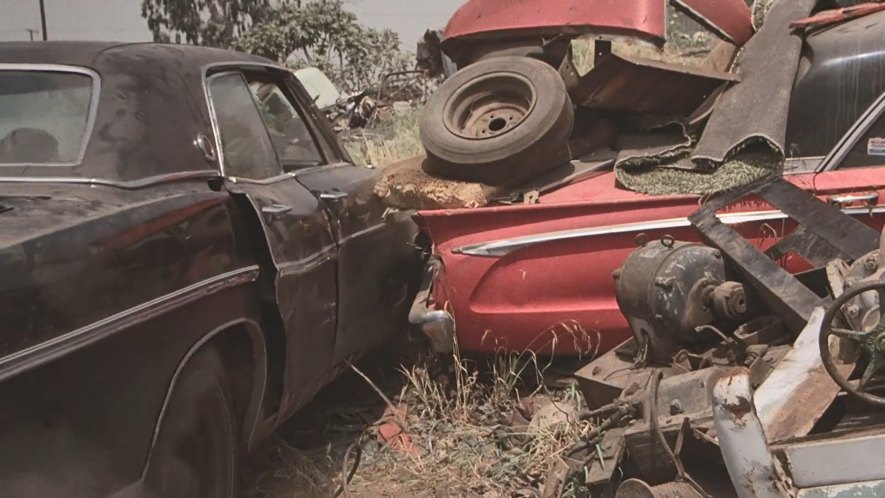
[141,0,278,46]
[234,0,412,92]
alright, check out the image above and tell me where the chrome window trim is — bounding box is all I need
[817,89,885,172]
[201,61,336,181]
[0,170,218,189]
[0,63,101,167]
[454,206,885,257]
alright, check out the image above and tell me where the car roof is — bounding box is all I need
[0,42,280,182]
[0,41,273,72]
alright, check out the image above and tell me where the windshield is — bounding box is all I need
[0,70,95,165]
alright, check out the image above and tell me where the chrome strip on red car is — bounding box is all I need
[454,206,885,257]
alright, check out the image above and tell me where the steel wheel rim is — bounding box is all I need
[442,71,537,140]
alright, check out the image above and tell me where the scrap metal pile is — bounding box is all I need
[540,178,885,497]
[379,0,885,208]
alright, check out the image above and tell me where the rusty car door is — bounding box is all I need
[295,163,417,360]
[239,69,418,361]
[207,71,339,413]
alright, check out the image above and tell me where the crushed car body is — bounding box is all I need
[546,178,885,497]
[409,3,885,356]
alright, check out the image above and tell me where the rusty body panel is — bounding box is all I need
[689,177,880,333]
[560,48,737,115]
[754,308,854,443]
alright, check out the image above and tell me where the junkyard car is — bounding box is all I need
[0,42,420,497]
[411,8,885,356]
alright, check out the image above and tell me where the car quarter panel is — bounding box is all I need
[0,279,261,497]
[419,170,885,355]
[0,181,264,495]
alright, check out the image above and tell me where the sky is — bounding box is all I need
[0,0,462,49]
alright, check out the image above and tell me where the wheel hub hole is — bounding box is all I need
[488,117,508,132]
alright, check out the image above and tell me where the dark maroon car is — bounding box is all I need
[0,42,420,497]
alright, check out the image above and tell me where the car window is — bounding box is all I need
[208,72,282,180]
[0,70,94,165]
[837,112,885,169]
[247,79,324,169]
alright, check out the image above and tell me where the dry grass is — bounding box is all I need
[343,106,423,168]
[346,342,591,497]
[245,331,594,498]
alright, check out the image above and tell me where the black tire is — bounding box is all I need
[420,56,574,186]
[141,347,238,498]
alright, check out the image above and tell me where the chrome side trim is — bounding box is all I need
[337,222,386,245]
[454,206,885,257]
[227,172,298,185]
[0,64,101,168]
[0,265,260,382]
[277,245,338,277]
[0,170,218,189]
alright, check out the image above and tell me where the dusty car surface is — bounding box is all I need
[0,42,420,497]
[411,9,885,356]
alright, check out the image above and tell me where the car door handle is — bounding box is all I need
[261,204,292,216]
[828,192,879,207]
[319,190,347,201]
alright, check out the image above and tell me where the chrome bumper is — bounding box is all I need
[408,258,455,354]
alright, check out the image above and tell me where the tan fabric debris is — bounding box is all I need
[374,155,506,210]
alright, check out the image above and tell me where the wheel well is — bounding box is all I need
[208,326,258,431]
[158,320,274,457]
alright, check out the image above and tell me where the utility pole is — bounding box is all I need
[38,0,48,40]
[26,29,39,41]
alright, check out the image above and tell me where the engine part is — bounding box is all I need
[712,281,750,320]
[614,237,752,364]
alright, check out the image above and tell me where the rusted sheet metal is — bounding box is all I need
[754,308,854,443]
[674,0,753,44]
[791,3,885,32]
[689,177,879,334]
[712,371,788,498]
[561,51,737,115]
[442,0,667,46]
